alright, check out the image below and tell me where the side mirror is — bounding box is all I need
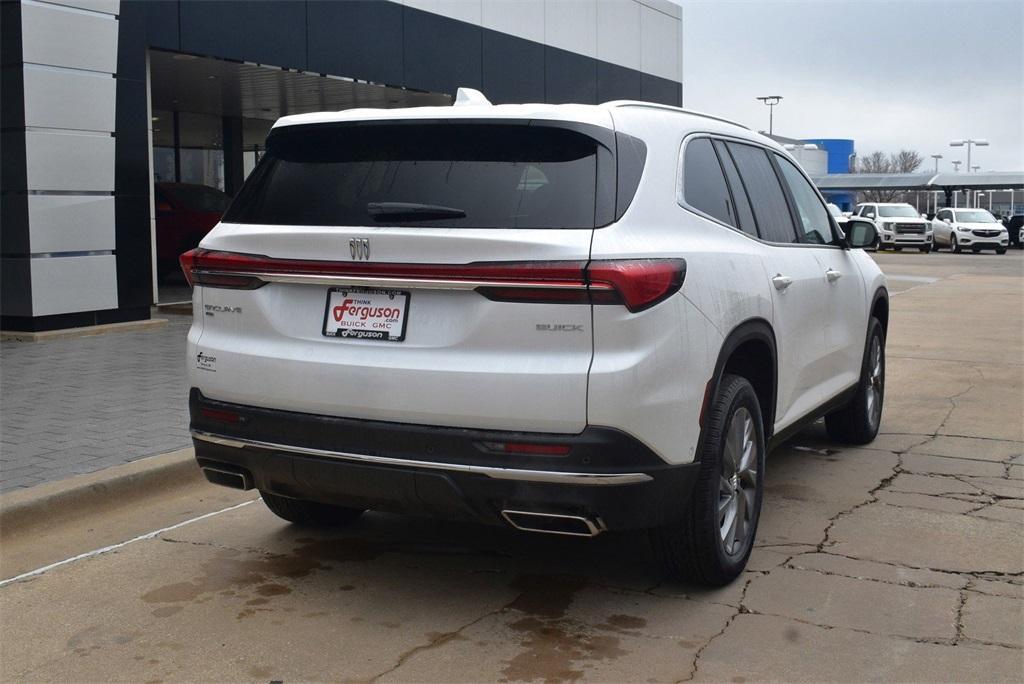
[920,213,927,219]
[844,218,878,249]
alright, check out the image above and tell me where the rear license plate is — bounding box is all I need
[322,288,410,341]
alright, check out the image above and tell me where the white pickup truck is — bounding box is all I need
[855,202,933,252]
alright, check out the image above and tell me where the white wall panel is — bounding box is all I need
[482,0,544,44]
[42,0,120,15]
[20,0,118,73]
[30,254,118,316]
[640,3,680,81]
[24,130,115,192]
[22,65,116,133]
[403,0,482,26]
[597,0,641,70]
[27,195,116,253]
[544,0,597,57]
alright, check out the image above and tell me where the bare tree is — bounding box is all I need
[857,149,925,202]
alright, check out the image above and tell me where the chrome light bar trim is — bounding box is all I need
[191,430,652,486]
[192,270,613,292]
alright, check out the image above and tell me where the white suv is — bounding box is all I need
[183,91,888,586]
[855,202,933,252]
[932,207,1009,254]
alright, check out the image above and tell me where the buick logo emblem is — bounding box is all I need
[349,238,370,260]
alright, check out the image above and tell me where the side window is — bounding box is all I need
[726,142,798,243]
[864,206,876,218]
[682,138,734,227]
[713,140,758,237]
[775,155,834,245]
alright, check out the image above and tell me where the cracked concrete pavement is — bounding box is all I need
[1,251,1021,682]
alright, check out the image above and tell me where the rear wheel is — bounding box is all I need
[826,318,885,445]
[651,374,764,586]
[261,491,364,527]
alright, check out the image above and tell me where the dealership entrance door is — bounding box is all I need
[147,50,451,304]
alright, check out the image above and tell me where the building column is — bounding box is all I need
[1,0,124,332]
[222,116,244,197]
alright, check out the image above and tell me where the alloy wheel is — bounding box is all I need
[865,336,883,429]
[718,407,758,556]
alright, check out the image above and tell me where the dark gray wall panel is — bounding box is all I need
[545,46,596,105]
[179,0,307,70]
[597,61,641,103]
[481,29,544,105]
[641,73,682,106]
[307,0,403,85]
[0,258,32,317]
[142,0,179,52]
[403,8,481,96]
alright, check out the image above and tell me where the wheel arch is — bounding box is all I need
[870,287,889,338]
[698,318,778,456]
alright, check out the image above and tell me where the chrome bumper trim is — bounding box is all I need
[190,430,653,486]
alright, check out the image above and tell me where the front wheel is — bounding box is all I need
[825,318,885,445]
[996,247,1007,255]
[919,246,930,253]
[952,234,962,253]
[261,491,365,527]
[651,374,765,586]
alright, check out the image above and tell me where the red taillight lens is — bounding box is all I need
[200,407,244,424]
[586,259,687,313]
[179,248,198,287]
[178,250,685,311]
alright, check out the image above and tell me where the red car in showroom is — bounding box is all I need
[155,182,230,281]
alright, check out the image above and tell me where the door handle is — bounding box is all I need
[771,274,793,291]
[826,268,842,283]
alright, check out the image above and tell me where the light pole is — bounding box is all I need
[949,139,989,172]
[756,95,783,136]
[951,160,962,172]
[931,154,943,173]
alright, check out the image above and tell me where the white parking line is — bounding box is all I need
[0,498,258,589]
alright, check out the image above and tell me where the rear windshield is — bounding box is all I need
[224,123,606,229]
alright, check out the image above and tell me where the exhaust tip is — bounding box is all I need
[201,465,253,491]
[501,509,604,537]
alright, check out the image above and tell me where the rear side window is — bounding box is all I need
[775,155,834,245]
[682,138,734,226]
[713,140,758,237]
[727,142,798,243]
[225,123,609,229]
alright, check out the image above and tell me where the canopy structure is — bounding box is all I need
[810,172,1024,191]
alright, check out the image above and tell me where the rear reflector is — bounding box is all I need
[180,248,685,312]
[481,441,572,456]
[200,407,244,424]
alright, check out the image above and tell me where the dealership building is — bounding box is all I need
[1,0,683,332]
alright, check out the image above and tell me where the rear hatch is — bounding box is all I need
[186,119,615,433]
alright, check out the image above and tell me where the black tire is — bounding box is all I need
[261,491,364,527]
[971,247,980,253]
[996,248,1007,255]
[894,246,903,251]
[825,318,885,445]
[919,246,930,253]
[651,374,765,586]
[952,234,962,253]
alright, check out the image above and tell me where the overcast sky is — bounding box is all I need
[678,0,1023,172]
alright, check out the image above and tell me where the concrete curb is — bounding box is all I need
[0,318,169,343]
[0,448,202,535]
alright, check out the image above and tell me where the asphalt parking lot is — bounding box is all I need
[1,250,1021,682]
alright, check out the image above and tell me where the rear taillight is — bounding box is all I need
[179,249,685,312]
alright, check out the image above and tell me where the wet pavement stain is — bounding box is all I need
[138,536,388,619]
[605,614,647,631]
[500,575,629,684]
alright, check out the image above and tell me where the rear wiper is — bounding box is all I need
[367,202,466,221]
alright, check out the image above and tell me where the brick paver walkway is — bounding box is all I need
[0,315,193,492]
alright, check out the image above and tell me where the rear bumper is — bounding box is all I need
[189,390,699,532]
